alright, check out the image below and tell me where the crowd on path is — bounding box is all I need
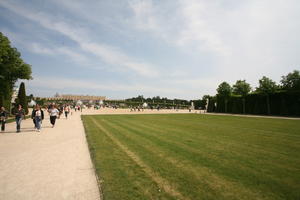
[0,103,79,133]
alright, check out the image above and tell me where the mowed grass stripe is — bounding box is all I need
[100,118,228,200]
[116,115,299,198]
[105,114,300,199]
[101,118,270,200]
[84,116,172,200]
[118,115,299,172]
[117,114,299,168]
[90,117,189,200]
[122,114,299,155]
[103,117,287,199]
[83,114,300,200]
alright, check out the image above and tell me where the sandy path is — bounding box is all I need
[0,111,100,200]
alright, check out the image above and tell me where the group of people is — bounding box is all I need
[0,104,72,133]
[0,105,26,133]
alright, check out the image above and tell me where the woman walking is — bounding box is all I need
[64,105,70,119]
[48,105,59,128]
[32,105,44,132]
[0,107,8,132]
[14,104,25,133]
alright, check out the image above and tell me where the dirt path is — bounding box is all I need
[0,111,100,200]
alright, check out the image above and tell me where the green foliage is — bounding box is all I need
[256,76,279,114]
[125,95,190,108]
[281,70,300,90]
[232,80,251,96]
[216,82,232,113]
[256,76,278,94]
[208,91,300,116]
[0,32,32,112]
[232,80,251,114]
[210,71,300,116]
[193,95,210,109]
[16,82,28,114]
[207,97,216,112]
[216,82,232,97]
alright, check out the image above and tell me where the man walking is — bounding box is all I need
[14,104,25,133]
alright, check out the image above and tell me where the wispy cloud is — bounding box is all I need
[2,0,300,99]
[0,0,158,77]
[0,30,88,63]
[28,76,184,97]
[128,0,229,55]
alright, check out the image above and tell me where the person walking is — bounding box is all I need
[0,107,8,132]
[31,106,37,128]
[48,105,59,128]
[64,105,70,119]
[33,105,44,132]
[14,104,25,133]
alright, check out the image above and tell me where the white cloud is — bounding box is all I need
[31,43,54,55]
[128,0,230,55]
[129,0,158,31]
[0,1,158,78]
[80,42,157,76]
[28,76,184,98]
[176,0,230,55]
[2,0,300,99]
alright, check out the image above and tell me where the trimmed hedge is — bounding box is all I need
[207,91,300,116]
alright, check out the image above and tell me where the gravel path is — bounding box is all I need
[0,111,100,200]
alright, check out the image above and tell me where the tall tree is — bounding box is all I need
[200,95,210,110]
[16,82,28,114]
[0,32,32,111]
[217,82,232,113]
[232,80,251,114]
[256,76,278,115]
[281,70,300,90]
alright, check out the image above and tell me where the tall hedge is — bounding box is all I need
[207,91,300,116]
[16,82,28,114]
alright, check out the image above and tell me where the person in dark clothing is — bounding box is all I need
[0,107,8,132]
[31,107,37,128]
[14,104,25,133]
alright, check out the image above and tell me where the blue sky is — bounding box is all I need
[1,0,299,100]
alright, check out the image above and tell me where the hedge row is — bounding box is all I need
[207,91,300,116]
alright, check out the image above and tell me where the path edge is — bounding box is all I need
[80,115,103,200]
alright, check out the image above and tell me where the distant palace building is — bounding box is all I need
[45,94,106,102]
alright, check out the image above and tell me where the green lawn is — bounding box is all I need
[82,114,300,200]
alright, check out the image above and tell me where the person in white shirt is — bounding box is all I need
[48,105,59,128]
[34,105,44,132]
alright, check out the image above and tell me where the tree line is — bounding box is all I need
[0,32,32,113]
[208,71,300,116]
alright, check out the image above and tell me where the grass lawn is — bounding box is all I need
[82,114,300,200]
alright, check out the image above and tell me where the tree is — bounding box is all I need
[0,32,32,111]
[199,95,210,110]
[16,82,28,114]
[232,80,251,114]
[217,82,232,112]
[281,70,300,90]
[256,76,278,115]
